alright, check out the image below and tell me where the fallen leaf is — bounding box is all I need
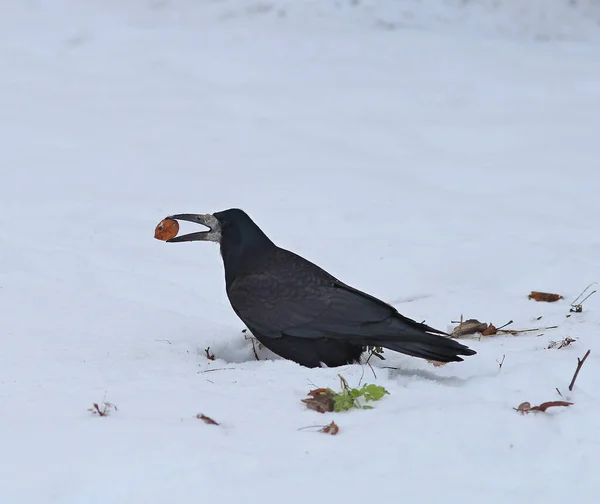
[514,400,573,414]
[154,218,179,241]
[302,388,335,413]
[320,421,339,435]
[528,291,563,302]
[451,319,489,338]
[515,401,531,413]
[481,324,498,336]
[196,414,219,425]
[531,401,573,412]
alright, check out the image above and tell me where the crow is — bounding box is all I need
[165,208,476,368]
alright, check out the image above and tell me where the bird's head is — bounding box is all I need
[165,208,274,257]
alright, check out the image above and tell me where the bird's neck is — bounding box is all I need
[220,229,274,289]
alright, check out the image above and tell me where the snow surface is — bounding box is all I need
[2,1,600,502]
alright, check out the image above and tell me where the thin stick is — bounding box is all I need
[249,337,260,361]
[358,362,366,388]
[298,425,326,431]
[570,282,597,310]
[499,325,558,335]
[366,360,378,380]
[568,349,591,391]
[497,320,514,330]
[496,354,506,371]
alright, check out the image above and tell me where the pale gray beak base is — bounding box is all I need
[166,213,222,243]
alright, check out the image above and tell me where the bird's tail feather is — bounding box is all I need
[375,333,476,363]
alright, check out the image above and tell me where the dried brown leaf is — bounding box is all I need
[320,421,339,435]
[451,319,489,338]
[196,414,219,425]
[515,401,532,413]
[528,291,563,303]
[481,324,498,336]
[531,401,574,412]
[514,400,573,414]
[302,388,335,413]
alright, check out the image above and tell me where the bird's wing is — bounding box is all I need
[227,266,398,340]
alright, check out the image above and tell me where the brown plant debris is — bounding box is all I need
[249,337,260,361]
[301,388,335,413]
[497,354,506,370]
[89,401,118,417]
[298,421,340,435]
[547,337,576,350]
[514,401,573,414]
[481,324,498,336]
[499,325,558,336]
[528,291,563,303]
[451,318,489,337]
[154,218,179,241]
[570,283,597,312]
[320,421,339,435]
[204,347,215,360]
[243,331,262,360]
[196,414,219,425]
[451,316,556,339]
[568,349,591,392]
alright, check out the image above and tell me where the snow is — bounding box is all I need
[2,1,600,502]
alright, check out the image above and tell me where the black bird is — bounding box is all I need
[166,209,476,368]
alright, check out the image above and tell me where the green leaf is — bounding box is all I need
[333,394,356,412]
[327,378,390,412]
[349,388,362,398]
[360,384,390,402]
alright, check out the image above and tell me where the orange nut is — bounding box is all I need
[154,218,179,241]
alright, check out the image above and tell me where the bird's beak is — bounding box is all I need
[165,213,222,243]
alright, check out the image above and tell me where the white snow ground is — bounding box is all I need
[2,1,600,502]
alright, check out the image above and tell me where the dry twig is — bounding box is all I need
[451,317,556,339]
[568,349,591,391]
[249,337,260,361]
[496,354,506,370]
[547,337,576,350]
[570,283,597,312]
[89,401,118,417]
[499,325,558,335]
